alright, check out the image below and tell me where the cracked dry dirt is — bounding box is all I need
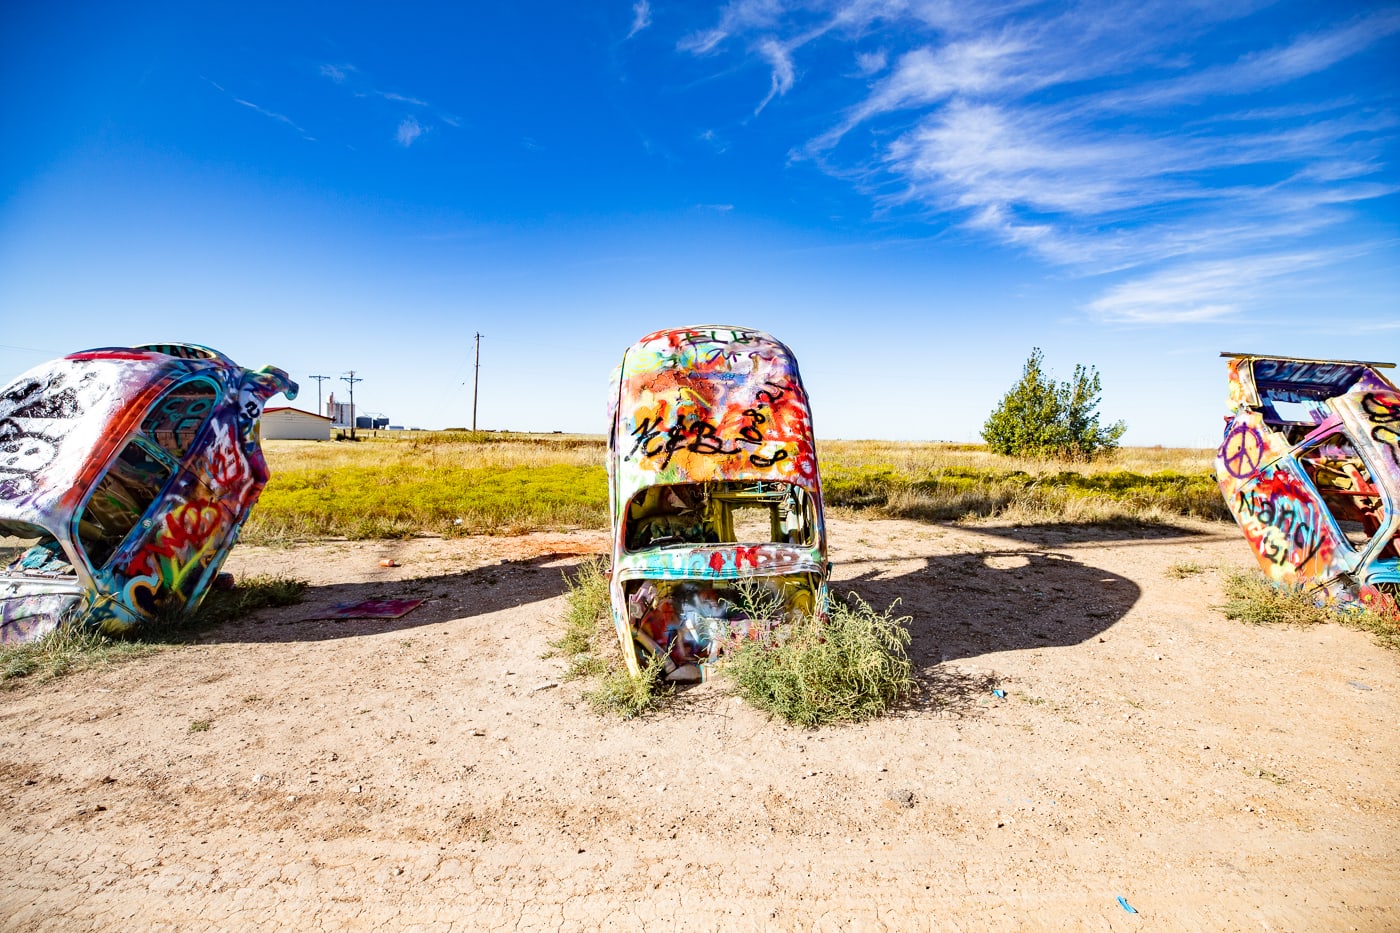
[1,517,1397,931]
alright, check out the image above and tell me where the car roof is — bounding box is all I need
[0,345,237,531]
[612,324,819,495]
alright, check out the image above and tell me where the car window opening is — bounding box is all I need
[142,378,219,460]
[0,523,75,578]
[1298,432,1396,557]
[76,442,173,568]
[624,481,814,551]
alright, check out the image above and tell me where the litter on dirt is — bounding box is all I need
[305,598,425,621]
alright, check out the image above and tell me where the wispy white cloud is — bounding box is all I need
[698,128,730,153]
[320,63,355,83]
[1085,251,1341,323]
[674,1,1397,325]
[378,91,429,106]
[754,38,796,114]
[854,49,887,75]
[205,76,314,140]
[627,0,653,39]
[1086,9,1400,113]
[679,0,787,54]
[396,117,425,147]
[319,61,455,146]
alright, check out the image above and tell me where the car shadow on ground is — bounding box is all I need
[837,529,1160,708]
[190,553,576,644]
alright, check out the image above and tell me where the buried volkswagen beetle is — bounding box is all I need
[0,344,296,643]
[1215,352,1399,615]
[607,325,828,682]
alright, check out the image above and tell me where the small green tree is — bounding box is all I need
[982,348,1126,460]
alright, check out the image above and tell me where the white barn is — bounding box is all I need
[262,407,333,441]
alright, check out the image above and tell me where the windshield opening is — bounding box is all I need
[624,481,815,551]
[76,441,173,568]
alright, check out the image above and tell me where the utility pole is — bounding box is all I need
[342,371,363,440]
[472,332,482,432]
[308,375,331,417]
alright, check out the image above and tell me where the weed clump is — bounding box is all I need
[723,591,915,727]
[1,574,308,685]
[1221,570,1400,650]
[549,556,612,681]
[1,625,157,684]
[549,556,674,717]
[551,559,914,725]
[587,651,672,719]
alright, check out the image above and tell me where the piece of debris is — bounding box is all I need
[1117,896,1138,914]
[379,559,400,568]
[304,598,425,621]
[884,788,916,810]
[1348,681,1372,691]
[530,682,559,692]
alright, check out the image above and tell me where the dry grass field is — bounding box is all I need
[242,433,1225,544]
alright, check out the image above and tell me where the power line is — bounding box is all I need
[338,369,361,437]
[308,374,331,417]
[472,333,482,432]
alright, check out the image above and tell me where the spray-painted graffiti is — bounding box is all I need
[1362,393,1400,464]
[623,574,819,677]
[1233,469,1335,581]
[607,325,828,681]
[1216,354,1399,618]
[0,344,295,643]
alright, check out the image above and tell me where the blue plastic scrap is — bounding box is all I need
[992,689,1006,698]
[1117,896,1138,914]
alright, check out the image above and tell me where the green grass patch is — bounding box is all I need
[547,556,672,717]
[1,625,160,685]
[1165,561,1207,579]
[723,590,915,727]
[244,462,608,543]
[549,556,613,682]
[823,463,1229,525]
[253,438,1225,541]
[1,574,308,686]
[586,652,673,719]
[1221,570,1400,650]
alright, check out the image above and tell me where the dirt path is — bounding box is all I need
[1,518,1396,931]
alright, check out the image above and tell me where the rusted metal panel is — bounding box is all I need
[1215,353,1399,616]
[0,344,296,642]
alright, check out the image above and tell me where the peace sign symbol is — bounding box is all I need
[1221,423,1264,479]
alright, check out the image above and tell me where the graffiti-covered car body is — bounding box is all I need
[1215,353,1399,615]
[607,325,828,682]
[0,344,296,643]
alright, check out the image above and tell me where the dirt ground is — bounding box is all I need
[1,516,1396,931]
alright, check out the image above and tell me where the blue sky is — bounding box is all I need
[1,1,1396,446]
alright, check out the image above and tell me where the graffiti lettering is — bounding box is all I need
[629,416,744,470]
[1235,478,1327,570]
[1362,392,1400,449]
